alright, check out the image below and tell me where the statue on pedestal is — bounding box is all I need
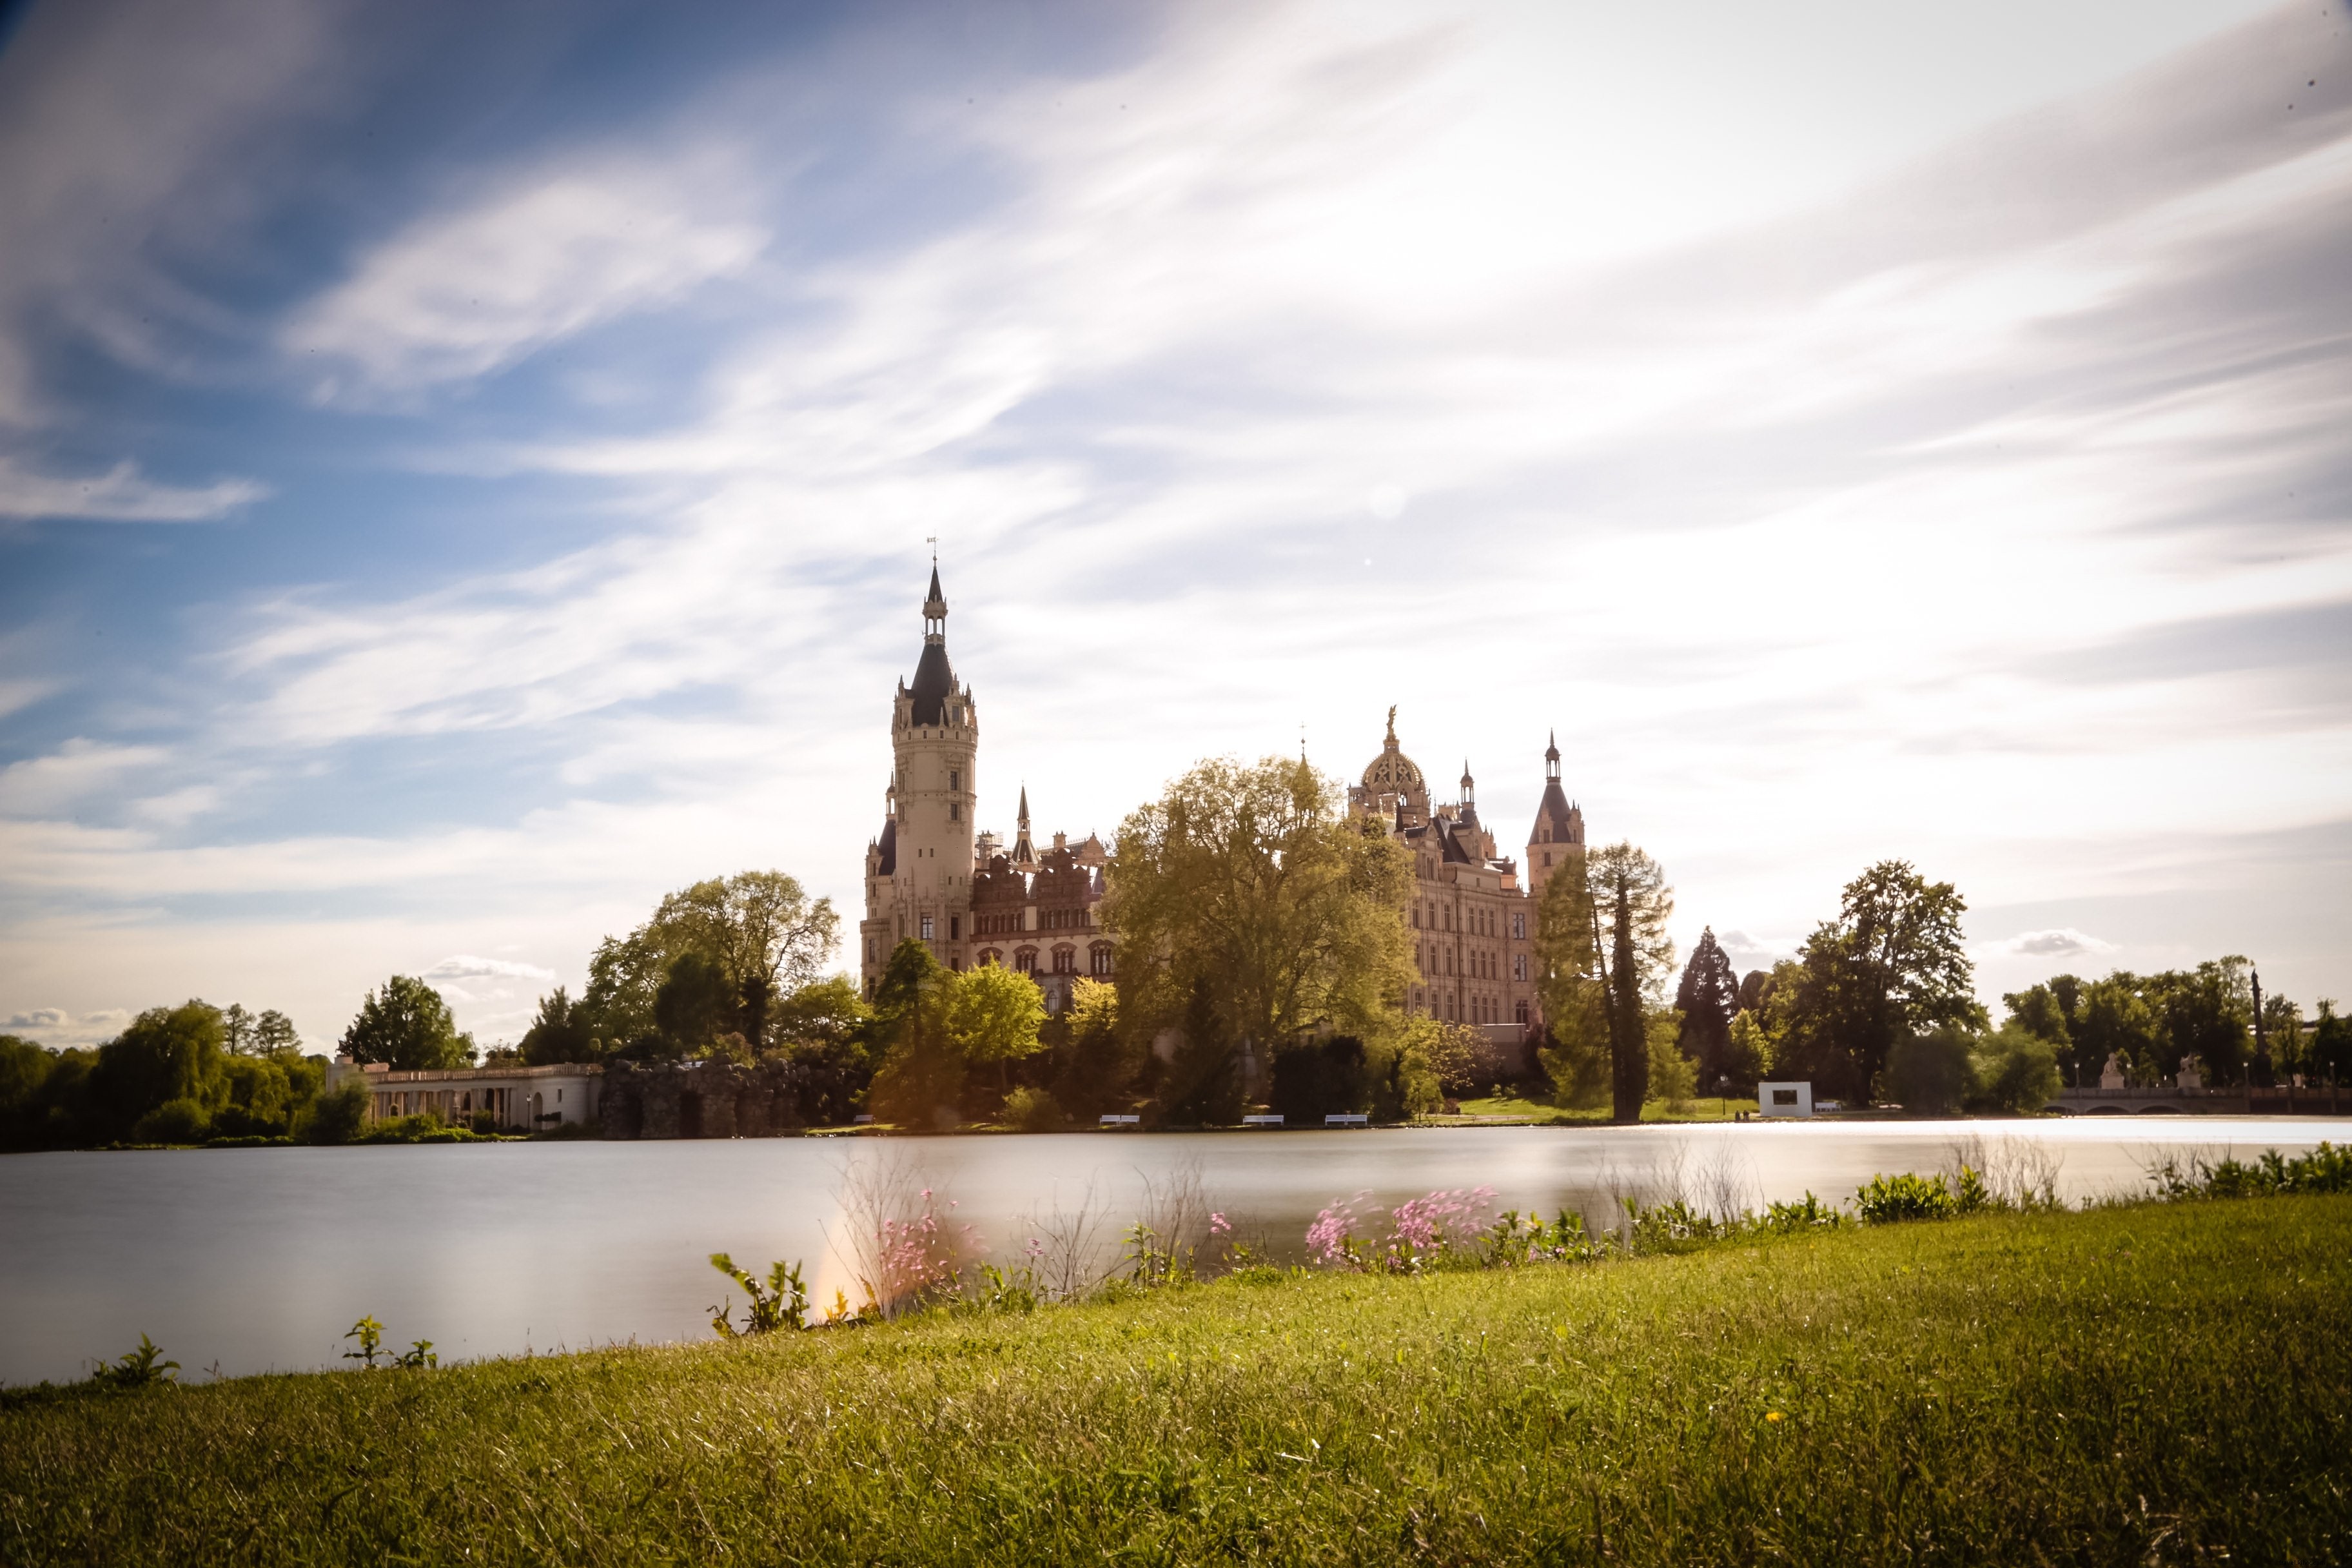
[2099,1052,2127,1090]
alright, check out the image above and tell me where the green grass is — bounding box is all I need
[5,1197,2349,1565]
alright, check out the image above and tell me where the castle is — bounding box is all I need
[859,571,1587,1037]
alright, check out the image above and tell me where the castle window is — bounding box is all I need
[1514,953,1527,981]
[1544,851,1553,867]
[1513,912,1525,941]
[950,802,961,821]
[1015,948,1037,974]
[950,916,961,941]
[921,915,935,941]
[1515,1001,1529,1026]
[1090,944,1112,976]
[1411,906,1420,929]
[950,769,959,792]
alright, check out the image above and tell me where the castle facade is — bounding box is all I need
[859,573,1588,1035]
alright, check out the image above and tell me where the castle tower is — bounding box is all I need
[860,565,978,990]
[1525,730,1585,902]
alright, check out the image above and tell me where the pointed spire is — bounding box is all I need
[1544,729,1561,781]
[921,562,948,646]
[1018,785,1030,826]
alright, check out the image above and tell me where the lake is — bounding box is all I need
[2,1119,2339,1387]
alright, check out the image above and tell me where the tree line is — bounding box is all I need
[11,752,2340,1147]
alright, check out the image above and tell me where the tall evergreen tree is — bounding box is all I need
[1585,843,1674,1124]
[1673,927,1740,1088]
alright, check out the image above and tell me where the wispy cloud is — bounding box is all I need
[1977,928,2121,961]
[0,458,268,522]
[422,954,556,983]
[282,157,765,400]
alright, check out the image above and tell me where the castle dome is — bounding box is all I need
[1360,705,1429,815]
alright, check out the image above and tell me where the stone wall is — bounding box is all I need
[600,1059,814,1140]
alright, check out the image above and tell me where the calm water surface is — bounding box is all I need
[2,1119,2338,1386]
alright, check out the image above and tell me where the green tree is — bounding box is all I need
[1970,1022,2061,1115]
[651,952,738,1057]
[1674,927,1740,1090]
[2310,1000,2351,1084]
[1048,977,1136,1121]
[2146,958,2252,1086]
[1645,1007,1694,1106]
[1532,849,1607,1109]
[88,1001,228,1140]
[1157,977,1248,1126]
[341,977,471,1071]
[1774,862,1981,1102]
[1723,1008,1769,1088]
[946,961,1047,1098]
[222,1004,301,1057]
[1586,843,1674,1124]
[772,974,877,1126]
[1102,754,1413,1063]
[1881,1025,1975,1115]
[2073,974,2159,1085]
[578,871,838,1054]
[518,986,596,1064]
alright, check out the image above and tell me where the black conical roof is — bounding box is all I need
[909,641,956,725]
[927,564,944,605]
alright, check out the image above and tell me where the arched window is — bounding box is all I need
[1015,948,1038,975]
[1090,944,1113,976]
[1052,946,1076,974]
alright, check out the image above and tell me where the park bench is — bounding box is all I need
[1241,1114,1283,1126]
[1324,1113,1369,1127]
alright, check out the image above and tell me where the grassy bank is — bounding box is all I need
[5,1197,2349,1565]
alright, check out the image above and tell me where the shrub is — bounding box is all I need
[999,1086,1066,1132]
[1855,1171,1958,1224]
[129,1097,211,1145]
[305,1077,369,1144]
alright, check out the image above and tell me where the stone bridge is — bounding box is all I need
[2048,1086,2351,1117]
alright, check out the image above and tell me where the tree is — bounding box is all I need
[1532,843,1607,1108]
[88,1001,228,1140]
[1674,928,1740,1089]
[1157,978,1247,1126]
[1645,1008,1694,1106]
[771,975,877,1126]
[1585,842,1674,1123]
[2146,959,2252,1086]
[518,986,596,1064]
[946,961,1047,1097]
[2073,974,2159,1085]
[1773,861,1980,1102]
[2311,1000,2351,1084]
[342,977,471,1071]
[1881,1026,1974,1115]
[222,1004,301,1058]
[1970,1023,2061,1115]
[1048,977,1137,1121]
[865,943,965,1129]
[580,870,839,1054]
[1102,754,1413,1062]
[651,952,738,1057]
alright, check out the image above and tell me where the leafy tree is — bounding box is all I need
[1102,754,1413,1062]
[1266,1030,1372,1124]
[651,952,738,1058]
[1774,862,1980,1102]
[1737,969,1773,1014]
[946,962,1047,1091]
[1881,1026,1974,1115]
[213,1053,324,1137]
[1970,1023,2061,1115]
[1586,842,1674,1124]
[1723,1008,1769,1088]
[341,977,471,1071]
[2262,994,2306,1081]
[222,1004,301,1057]
[518,986,596,1064]
[2310,1000,2351,1084]
[306,1076,371,1144]
[2146,958,2252,1086]
[1395,1033,1444,1118]
[2073,974,2159,1085]
[1674,928,1740,1089]
[1156,977,1247,1126]
[1532,845,1607,1109]
[1645,1007,1694,1106]
[1048,978,1137,1121]
[2001,984,2070,1046]
[773,975,879,1126]
[581,872,839,1054]
[88,1001,228,1140]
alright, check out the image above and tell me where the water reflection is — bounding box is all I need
[1,1119,2337,1386]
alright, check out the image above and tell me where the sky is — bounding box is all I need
[1,0,2347,1053]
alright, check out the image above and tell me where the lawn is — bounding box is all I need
[5,1196,2347,1565]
